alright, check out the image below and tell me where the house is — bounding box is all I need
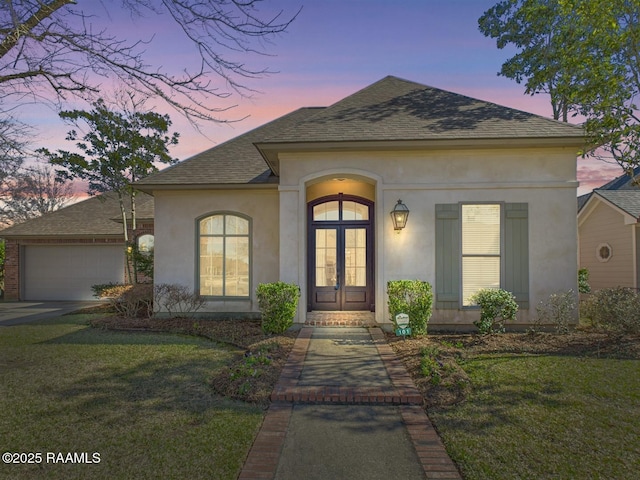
[578,167,640,291]
[1,192,154,300]
[133,76,584,328]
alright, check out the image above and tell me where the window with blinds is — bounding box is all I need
[461,204,501,306]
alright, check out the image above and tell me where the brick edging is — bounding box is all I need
[241,325,462,480]
[237,403,292,480]
[401,406,463,479]
[270,326,423,405]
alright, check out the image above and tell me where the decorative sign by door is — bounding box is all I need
[395,313,411,337]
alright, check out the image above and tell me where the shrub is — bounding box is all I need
[420,346,442,385]
[154,283,205,318]
[581,287,640,334]
[578,268,591,294]
[92,283,152,318]
[256,282,300,334]
[536,290,577,334]
[470,288,518,334]
[387,280,433,335]
[91,282,128,299]
[117,284,154,318]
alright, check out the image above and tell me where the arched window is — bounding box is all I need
[137,234,154,255]
[198,213,250,297]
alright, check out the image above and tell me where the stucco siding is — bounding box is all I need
[579,201,635,290]
[278,146,579,326]
[154,189,279,313]
[279,147,577,187]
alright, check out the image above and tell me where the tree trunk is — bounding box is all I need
[130,189,138,283]
[118,193,133,284]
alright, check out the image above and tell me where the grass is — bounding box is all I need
[0,314,263,480]
[429,353,640,480]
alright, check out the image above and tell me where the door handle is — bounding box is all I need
[335,272,340,290]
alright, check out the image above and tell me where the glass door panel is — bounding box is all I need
[315,229,337,287]
[345,228,366,286]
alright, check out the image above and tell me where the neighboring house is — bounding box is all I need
[134,76,584,328]
[578,167,640,291]
[1,192,154,301]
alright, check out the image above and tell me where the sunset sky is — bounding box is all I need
[15,0,623,195]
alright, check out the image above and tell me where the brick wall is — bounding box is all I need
[4,239,20,300]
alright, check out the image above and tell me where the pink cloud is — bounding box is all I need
[577,158,623,195]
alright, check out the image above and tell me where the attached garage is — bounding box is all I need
[1,192,154,301]
[23,245,125,300]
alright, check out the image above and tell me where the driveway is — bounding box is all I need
[0,301,103,326]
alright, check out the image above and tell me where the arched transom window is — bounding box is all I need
[198,213,250,297]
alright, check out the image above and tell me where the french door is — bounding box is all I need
[308,195,374,311]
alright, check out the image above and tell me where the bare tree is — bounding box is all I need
[0,113,30,226]
[1,160,74,226]
[0,114,28,182]
[0,0,299,123]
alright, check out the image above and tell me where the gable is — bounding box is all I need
[578,191,640,227]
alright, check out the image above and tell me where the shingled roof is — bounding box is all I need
[593,190,640,220]
[261,76,584,144]
[136,107,321,188]
[0,192,154,238]
[578,166,640,213]
[138,76,585,187]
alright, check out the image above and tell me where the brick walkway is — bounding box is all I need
[238,326,462,480]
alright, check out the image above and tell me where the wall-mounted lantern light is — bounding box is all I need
[390,199,410,231]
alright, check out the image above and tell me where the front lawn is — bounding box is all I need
[432,354,639,479]
[391,332,640,479]
[0,314,265,480]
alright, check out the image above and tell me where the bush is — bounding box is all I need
[470,288,518,334]
[387,280,433,335]
[92,283,153,318]
[91,282,128,299]
[420,346,442,385]
[536,290,577,334]
[578,268,591,294]
[256,282,300,334]
[154,283,205,318]
[581,287,640,334]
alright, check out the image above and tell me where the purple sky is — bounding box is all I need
[17,0,622,194]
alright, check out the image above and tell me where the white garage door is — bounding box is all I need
[24,245,125,300]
